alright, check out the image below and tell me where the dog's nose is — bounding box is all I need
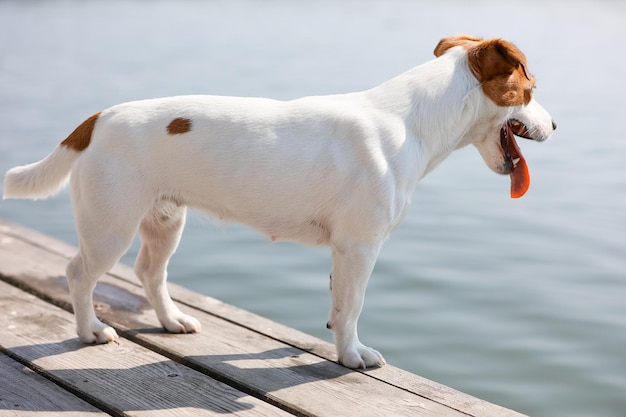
[552,120,557,131]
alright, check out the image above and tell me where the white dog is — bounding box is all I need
[4,35,555,369]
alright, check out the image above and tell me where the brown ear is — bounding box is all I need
[467,39,535,106]
[467,39,527,80]
[434,35,482,57]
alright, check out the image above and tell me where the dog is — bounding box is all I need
[3,35,555,369]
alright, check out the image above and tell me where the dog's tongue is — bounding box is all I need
[507,126,530,198]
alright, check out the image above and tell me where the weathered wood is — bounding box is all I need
[0,281,292,417]
[0,352,106,416]
[0,222,466,417]
[0,220,528,417]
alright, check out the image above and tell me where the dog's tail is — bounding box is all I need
[3,112,101,200]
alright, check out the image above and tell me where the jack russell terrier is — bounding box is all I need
[4,35,555,369]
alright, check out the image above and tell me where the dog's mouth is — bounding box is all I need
[501,119,533,198]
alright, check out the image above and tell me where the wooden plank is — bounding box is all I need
[0,352,106,416]
[0,223,466,417]
[0,219,527,417]
[0,281,292,417]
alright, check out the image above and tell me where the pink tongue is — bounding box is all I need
[508,132,530,198]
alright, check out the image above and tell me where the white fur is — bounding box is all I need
[3,44,554,369]
[3,145,77,199]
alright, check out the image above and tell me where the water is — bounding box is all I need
[1,1,625,416]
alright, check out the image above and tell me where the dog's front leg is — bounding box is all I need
[328,243,386,369]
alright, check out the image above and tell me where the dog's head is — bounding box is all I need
[435,35,556,198]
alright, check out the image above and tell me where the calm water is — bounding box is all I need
[1,1,625,416]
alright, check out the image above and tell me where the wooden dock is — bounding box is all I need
[0,219,527,417]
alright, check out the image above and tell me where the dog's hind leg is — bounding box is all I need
[135,200,201,334]
[327,243,386,369]
[65,154,156,344]
[66,201,143,343]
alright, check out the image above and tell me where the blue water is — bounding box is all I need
[1,1,625,416]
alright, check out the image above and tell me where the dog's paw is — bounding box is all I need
[339,343,386,369]
[162,312,202,334]
[78,322,119,344]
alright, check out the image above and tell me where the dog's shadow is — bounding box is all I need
[5,338,352,414]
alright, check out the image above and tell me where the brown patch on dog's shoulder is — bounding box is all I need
[60,112,101,151]
[166,118,192,135]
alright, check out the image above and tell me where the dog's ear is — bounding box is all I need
[467,39,535,106]
[434,35,482,57]
[467,39,528,80]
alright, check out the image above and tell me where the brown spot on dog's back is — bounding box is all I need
[60,112,101,151]
[166,118,192,135]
